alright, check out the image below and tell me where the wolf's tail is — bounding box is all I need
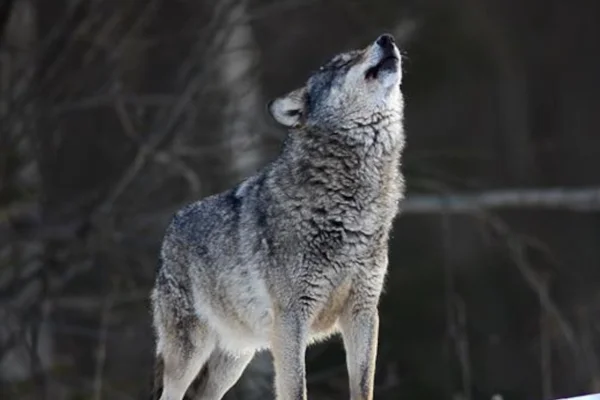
[150,353,209,400]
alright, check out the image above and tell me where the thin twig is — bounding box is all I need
[480,213,582,359]
[540,276,553,400]
[114,99,201,195]
[441,213,458,399]
[455,297,472,400]
[93,294,113,400]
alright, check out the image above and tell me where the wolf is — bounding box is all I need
[150,33,406,400]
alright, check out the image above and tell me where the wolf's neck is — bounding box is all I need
[279,118,404,197]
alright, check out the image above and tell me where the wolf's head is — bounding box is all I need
[268,34,403,131]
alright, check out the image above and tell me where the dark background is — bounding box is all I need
[1,0,600,399]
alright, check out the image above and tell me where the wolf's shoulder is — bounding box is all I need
[164,172,270,242]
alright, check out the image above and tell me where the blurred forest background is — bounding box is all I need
[1,0,600,399]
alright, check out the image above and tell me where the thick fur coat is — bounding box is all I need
[151,33,405,400]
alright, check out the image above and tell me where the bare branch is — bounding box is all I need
[402,187,600,214]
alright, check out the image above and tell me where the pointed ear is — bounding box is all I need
[267,87,306,128]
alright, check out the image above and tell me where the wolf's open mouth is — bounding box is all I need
[365,55,399,80]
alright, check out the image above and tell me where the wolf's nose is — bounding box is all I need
[376,34,395,50]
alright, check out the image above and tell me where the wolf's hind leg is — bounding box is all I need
[155,314,216,400]
[192,348,254,400]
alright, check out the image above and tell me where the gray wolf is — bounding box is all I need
[151,33,405,400]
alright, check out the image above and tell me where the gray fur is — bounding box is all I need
[151,33,405,400]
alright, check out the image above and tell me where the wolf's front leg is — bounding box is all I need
[340,307,380,400]
[271,312,308,400]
